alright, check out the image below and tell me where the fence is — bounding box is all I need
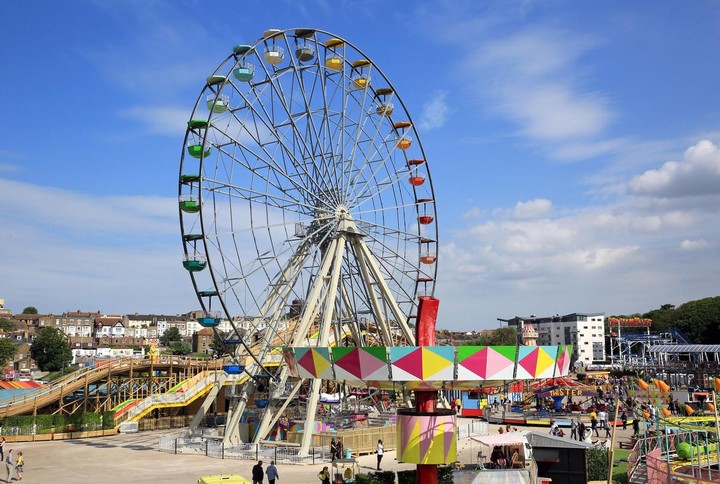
[456,419,490,439]
[158,436,329,464]
[287,425,397,456]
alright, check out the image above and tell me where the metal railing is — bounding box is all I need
[158,436,330,465]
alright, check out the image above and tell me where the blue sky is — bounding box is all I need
[2,1,719,330]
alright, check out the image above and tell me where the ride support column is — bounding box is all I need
[416,296,440,484]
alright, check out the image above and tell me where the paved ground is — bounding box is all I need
[3,420,637,483]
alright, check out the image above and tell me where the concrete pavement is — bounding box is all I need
[5,419,637,483]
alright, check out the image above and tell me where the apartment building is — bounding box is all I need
[503,312,606,367]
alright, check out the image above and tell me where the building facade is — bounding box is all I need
[504,312,606,367]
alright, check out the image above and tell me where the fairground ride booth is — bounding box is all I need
[526,432,593,484]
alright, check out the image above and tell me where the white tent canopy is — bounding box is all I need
[471,431,530,447]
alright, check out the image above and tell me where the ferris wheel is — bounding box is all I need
[178,28,438,445]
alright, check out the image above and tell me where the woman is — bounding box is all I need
[510,448,521,468]
[318,466,331,484]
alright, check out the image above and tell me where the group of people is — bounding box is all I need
[329,438,345,461]
[488,445,521,469]
[251,460,279,484]
[0,438,24,482]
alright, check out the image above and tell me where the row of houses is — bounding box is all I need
[0,300,269,372]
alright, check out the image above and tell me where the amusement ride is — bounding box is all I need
[176,27,572,482]
[178,26,436,451]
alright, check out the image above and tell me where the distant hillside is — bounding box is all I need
[613,296,720,345]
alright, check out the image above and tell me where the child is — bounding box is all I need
[15,451,23,480]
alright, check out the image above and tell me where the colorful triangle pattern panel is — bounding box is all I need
[458,346,516,380]
[422,347,455,380]
[516,346,558,379]
[283,347,299,377]
[457,346,487,380]
[390,347,455,381]
[295,347,334,379]
[332,347,389,381]
[555,346,572,376]
[390,347,423,381]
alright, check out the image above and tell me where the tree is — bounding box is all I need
[169,340,192,355]
[30,327,72,371]
[210,330,237,357]
[159,327,182,347]
[21,307,38,314]
[0,318,17,332]
[0,338,17,368]
[468,327,518,346]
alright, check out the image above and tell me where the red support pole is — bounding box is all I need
[415,296,439,484]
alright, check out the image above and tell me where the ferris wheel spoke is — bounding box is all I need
[209,114,323,211]
[252,58,338,201]
[224,82,331,205]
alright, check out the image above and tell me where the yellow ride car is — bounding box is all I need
[198,475,251,484]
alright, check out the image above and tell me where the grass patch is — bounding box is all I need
[612,449,630,484]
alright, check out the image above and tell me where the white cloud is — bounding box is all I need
[0,176,197,315]
[435,139,720,329]
[119,106,190,136]
[462,207,485,220]
[463,29,613,143]
[419,90,450,131]
[513,199,552,219]
[629,139,720,198]
[680,239,709,250]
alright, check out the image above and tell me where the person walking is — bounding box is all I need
[591,415,599,437]
[632,417,640,438]
[330,438,337,461]
[570,419,578,440]
[265,460,278,484]
[252,459,264,484]
[376,439,384,470]
[577,421,587,442]
[15,451,23,481]
[0,438,5,462]
[621,411,628,430]
[317,466,331,484]
[5,449,14,483]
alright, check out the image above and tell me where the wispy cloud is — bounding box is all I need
[419,90,450,131]
[463,29,613,143]
[0,176,193,314]
[119,106,190,136]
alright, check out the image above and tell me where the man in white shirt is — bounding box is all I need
[376,439,384,470]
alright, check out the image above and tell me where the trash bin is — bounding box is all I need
[345,449,352,459]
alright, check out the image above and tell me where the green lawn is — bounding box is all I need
[612,449,630,484]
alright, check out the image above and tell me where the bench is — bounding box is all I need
[618,440,635,449]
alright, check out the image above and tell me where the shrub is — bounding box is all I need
[355,474,376,484]
[397,469,414,484]
[35,414,53,433]
[368,470,395,484]
[587,448,609,481]
[102,411,116,429]
[438,466,454,484]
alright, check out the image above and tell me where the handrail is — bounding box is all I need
[0,356,225,416]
